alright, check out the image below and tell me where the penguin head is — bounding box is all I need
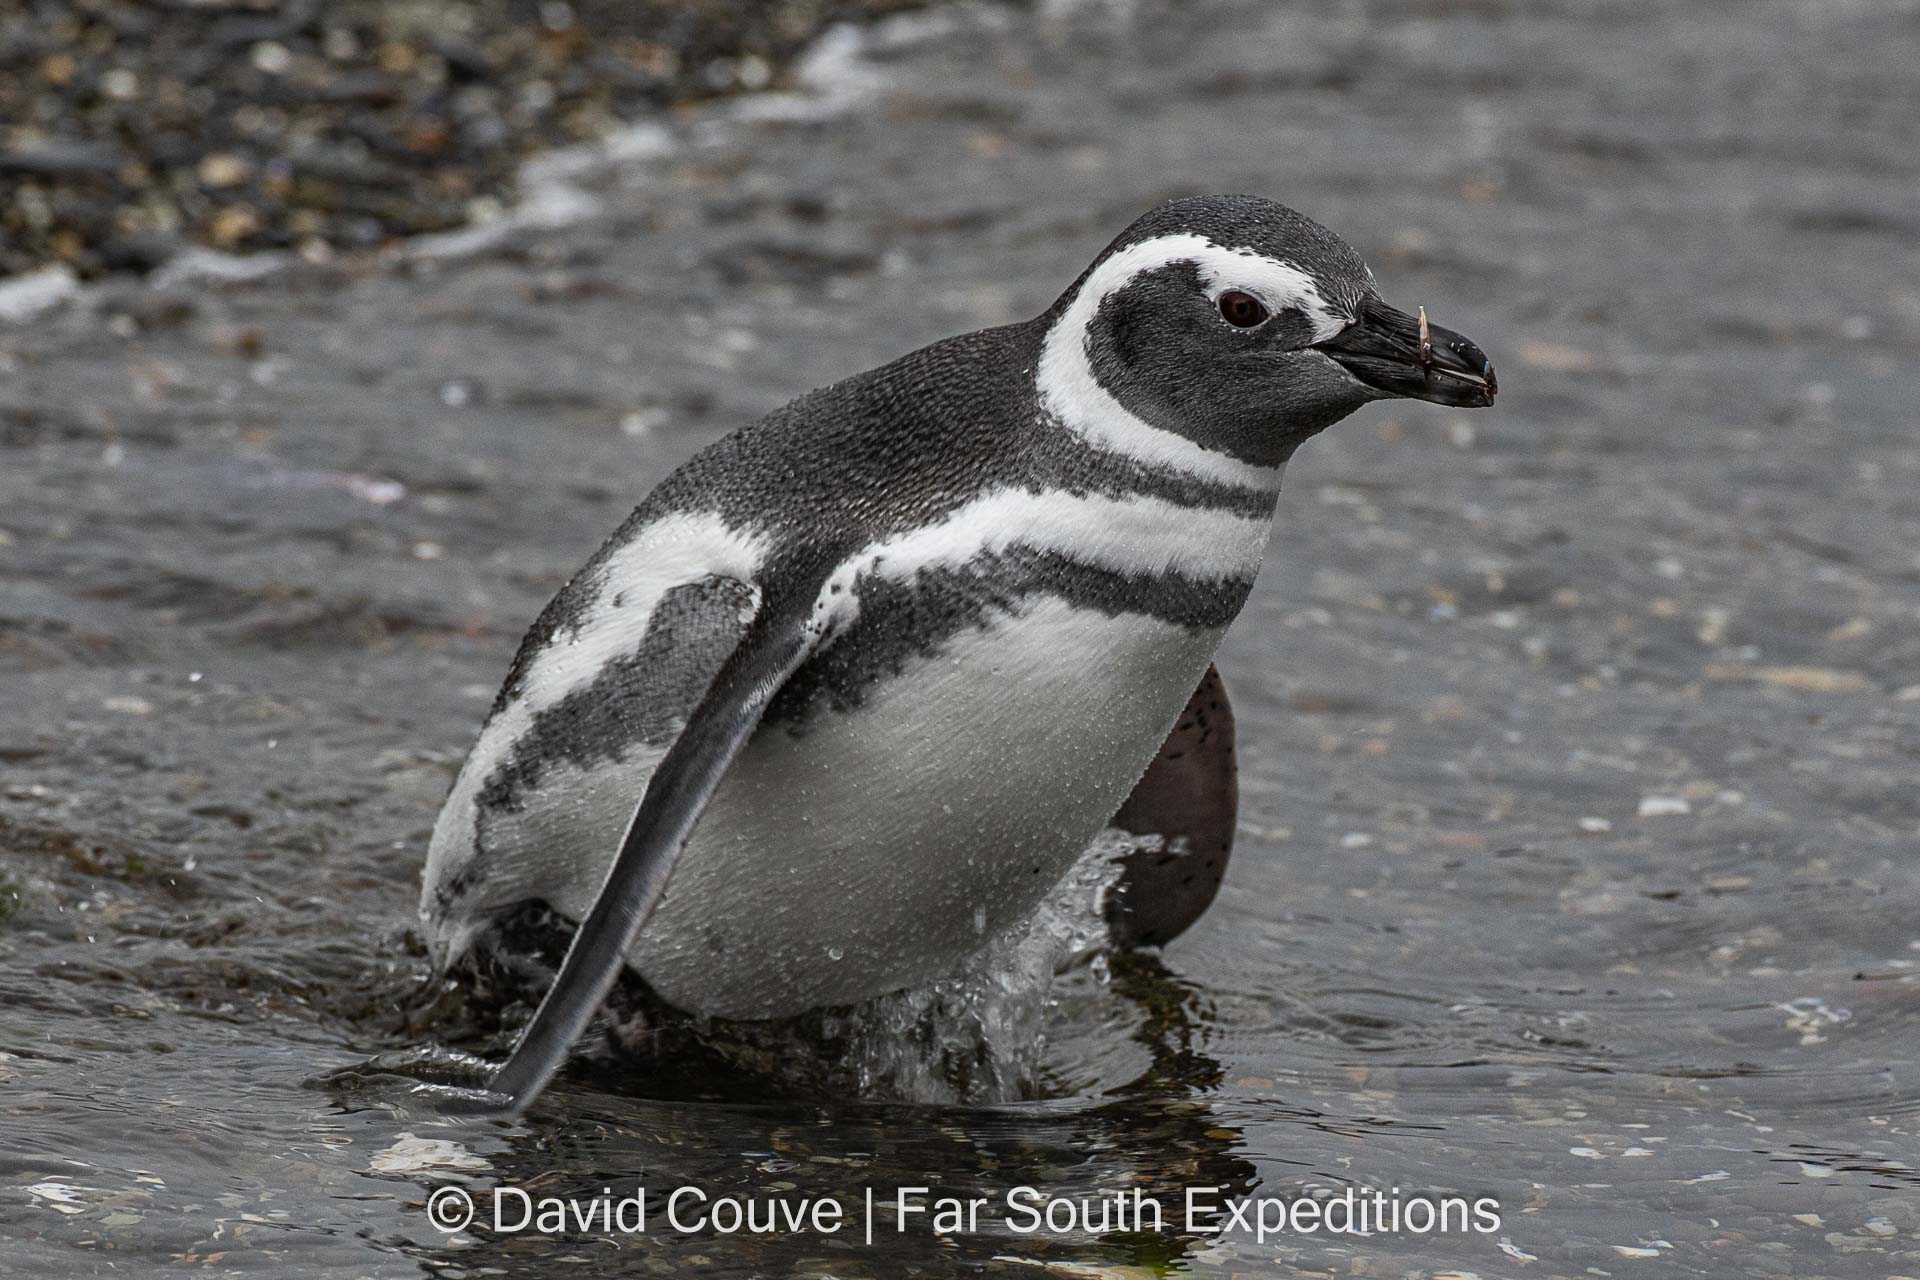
[1040,194,1496,471]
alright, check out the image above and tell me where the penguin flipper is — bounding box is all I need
[1106,663,1238,948]
[474,609,820,1116]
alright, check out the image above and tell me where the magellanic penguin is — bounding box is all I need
[419,194,1497,1113]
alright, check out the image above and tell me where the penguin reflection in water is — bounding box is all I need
[420,195,1497,1112]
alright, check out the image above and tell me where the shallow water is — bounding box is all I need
[4,0,1920,1275]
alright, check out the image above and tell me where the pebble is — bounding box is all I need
[1638,795,1691,818]
[197,154,252,188]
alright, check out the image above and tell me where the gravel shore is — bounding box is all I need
[1,0,948,278]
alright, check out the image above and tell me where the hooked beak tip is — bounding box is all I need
[1317,298,1498,409]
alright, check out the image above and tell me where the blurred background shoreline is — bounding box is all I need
[1,0,959,281]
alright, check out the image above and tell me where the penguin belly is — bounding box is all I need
[630,595,1222,1020]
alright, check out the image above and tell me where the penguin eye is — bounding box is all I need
[1217,290,1269,328]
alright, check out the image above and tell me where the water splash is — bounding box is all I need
[341,832,1155,1110]
[812,829,1141,1104]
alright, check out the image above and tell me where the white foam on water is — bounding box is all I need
[366,1133,492,1174]
[149,248,291,289]
[722,25,889,126]
[0,266,80,323]
[27,1180,91,1214]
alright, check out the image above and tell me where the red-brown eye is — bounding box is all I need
[1218,290,1269,328]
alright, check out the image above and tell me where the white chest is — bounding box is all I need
[632,596,1224,1018]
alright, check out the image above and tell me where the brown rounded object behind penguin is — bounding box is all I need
[1105,663,1238,948]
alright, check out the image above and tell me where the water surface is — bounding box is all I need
[4,0,1918,1274]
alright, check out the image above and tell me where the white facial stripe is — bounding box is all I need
[1037,232,1349,490]
[821,487,1272,626]
[1192,249,1347,342]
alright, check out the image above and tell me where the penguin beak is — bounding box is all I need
[1314,296,1498,408]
